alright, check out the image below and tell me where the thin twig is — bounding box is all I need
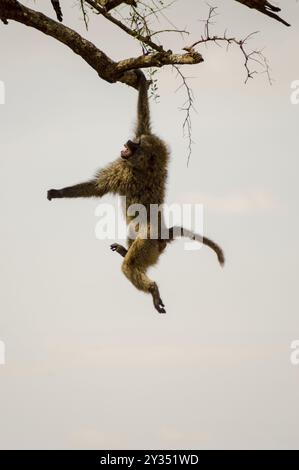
[184,6,273,84]
[80,0,89,29]
[85,0,165,52]
[173,65,195,166]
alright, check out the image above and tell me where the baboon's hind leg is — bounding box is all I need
[121,239,166,314]
[149,283,165,314]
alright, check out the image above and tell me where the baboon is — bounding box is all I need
[47,70,224,313]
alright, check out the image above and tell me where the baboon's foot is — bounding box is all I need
[110,243,128,258]
[47,189,62,201]
[150,283,166,314]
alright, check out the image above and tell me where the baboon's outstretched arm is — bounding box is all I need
[47,180,105,200]
[47,159,128,201]
[135,70,151,137]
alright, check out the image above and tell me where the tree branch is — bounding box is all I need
[234,0,290,27]
[0,0,203,88]
[173,66,195,166]
[99,0,137,11]
[0,0,117,80]
[116,50,203,74]
[85,0,165,52]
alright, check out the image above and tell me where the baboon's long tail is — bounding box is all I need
[167,226,225,266]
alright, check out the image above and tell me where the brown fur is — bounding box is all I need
[47,70,224,313]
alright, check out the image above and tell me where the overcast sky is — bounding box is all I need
[0,0,299,450]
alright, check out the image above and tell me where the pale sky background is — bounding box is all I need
[0,0,299,450]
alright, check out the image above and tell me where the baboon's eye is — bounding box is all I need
[128,140,140,152]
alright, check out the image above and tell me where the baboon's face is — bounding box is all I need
[121,139,148,170]
[121,135,162,170]
[121,139,140,161]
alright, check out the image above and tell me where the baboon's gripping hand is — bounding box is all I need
[134,69,146,83]
[134,69,151,90]
[47,189,62,201]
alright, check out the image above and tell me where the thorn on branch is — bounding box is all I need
[183,6,273,85]
[50,0,63,22]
